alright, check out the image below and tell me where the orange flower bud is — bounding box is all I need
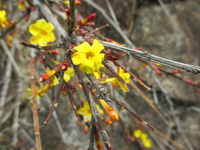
[39,70,57,82]
[84,125,88,134]
[151,65,162,76]
[62,84,67,97]
[64,8,70,16]
[135,47,142,50]
[168,70,183,74]
[82,13,96,26]
[99,99,119,121]
[75,0,82,5]
[184,79,194,84]
[51,48,59,54]
[102,118,113,125]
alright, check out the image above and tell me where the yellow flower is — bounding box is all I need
[18,0,25,10]
[26,87,42,102]
[64,67,75,82]
[29,19,55,46]
[141,133,148,140]
[105,67,130,92]
[0,10,9,28]
[72,39,105,74]
[143,139,151,148]
[77,100,104,122]
[133,129,142,138]
[53,67,75,86]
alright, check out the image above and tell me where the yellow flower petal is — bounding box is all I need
[141,133,148,140]
[65,68,75,77]
[91,53,105,71]
[105,78,116,83]
[36,19,47,30]
[30,35,40,44]
[91,39,104,53]
[46,22,54,32]
[0,10,6,16]
[133,129,142,138]
[119,83,128,92]
[74,42,91,53]
[46,32,55,42]
[53,77,59,86]
[29,24,40,35]
[93,71,100,79]
[143,139,151,148]
[64,74,70,82]
[72,52,87,65]
[79,60,95,74]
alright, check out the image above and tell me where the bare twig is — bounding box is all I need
[0,40,23,77]
[69,0,75,35]
[0,42,14,124]
[104,0,119,25]
[102,41,200,74]
[30,49,42,150]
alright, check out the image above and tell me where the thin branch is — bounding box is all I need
[0,42,14,124]
[104,0,119,25]
[0,40,23,77]
[88,117,95,150]
[69,0,75,35]
[30,49,42,150]
[102,41,200,74]
[20,41,63,50]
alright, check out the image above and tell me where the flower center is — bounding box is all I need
[86,52,94,59]
[41,30,48,36]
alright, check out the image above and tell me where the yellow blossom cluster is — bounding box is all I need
[133,129,151,148]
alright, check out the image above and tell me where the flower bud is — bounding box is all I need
[82,13,96,26]
[99,99,119,121]
[39,70,57,82]
[84,125,88,134]
[61,60,69,71]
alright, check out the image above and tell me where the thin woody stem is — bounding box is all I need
[88,117,95,150]
[102,41,200,74]
[65,82,79,117]
[20,41,63,50]
[30,49,42,150]
[69,0,75,35]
